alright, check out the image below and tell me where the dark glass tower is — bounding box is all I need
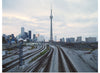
[29,31,31,39]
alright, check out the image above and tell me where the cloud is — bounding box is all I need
[2,0,98,41]
[3,12,37,22]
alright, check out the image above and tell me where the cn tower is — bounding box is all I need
[50,9,53,42]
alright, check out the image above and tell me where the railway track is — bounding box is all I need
[24,46,53,72]
[43,48,54,72]
[58,46,77,72]
[3,47,42,68]
[33,47,53,72]
[3,44,83,72]
[2,46,33,60]
[58,46,66,72]
[3,45,45,72]
[3,50,18,60]
[3,45,44,67]
[3,48,29,60]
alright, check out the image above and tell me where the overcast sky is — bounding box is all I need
[2,0,98,41]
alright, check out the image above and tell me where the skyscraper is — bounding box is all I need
[50,9,53,42]
[76,36,82,43]
[21,27,24,37]
[24,32,28,39]
[66,38,75,43]
[28,30,31,39]
[60,38,65,42]
[33,34,37,42]
[85,37,96,43]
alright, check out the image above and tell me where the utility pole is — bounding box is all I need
[19,40,23,66]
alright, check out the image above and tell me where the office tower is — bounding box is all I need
[24,32,28,39]
[28,30,31,39]
[16,34,21,39]
[66,38,75,43]
[21,27,24,37]
[62,38,65,42]
[37,35,45,42]
[60,37,65,42]
[33,34,37,42]
[76,36,82,42]
[85,37,96,43]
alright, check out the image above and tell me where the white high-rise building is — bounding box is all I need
[85,37,96,43]
[37,35,45,42]
[76,36,82,42]
[21,27,24,37]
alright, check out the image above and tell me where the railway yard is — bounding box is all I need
[2,42,98,72]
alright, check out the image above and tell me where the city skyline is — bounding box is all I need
[2,0,98,41]
[2,26,97,42]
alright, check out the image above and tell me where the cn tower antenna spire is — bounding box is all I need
[50,0,52,9]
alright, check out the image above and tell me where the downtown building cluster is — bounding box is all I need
[20,27,32,41]
[60,36,97,43]
[2,27,45,44]
[17,27,45,42]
